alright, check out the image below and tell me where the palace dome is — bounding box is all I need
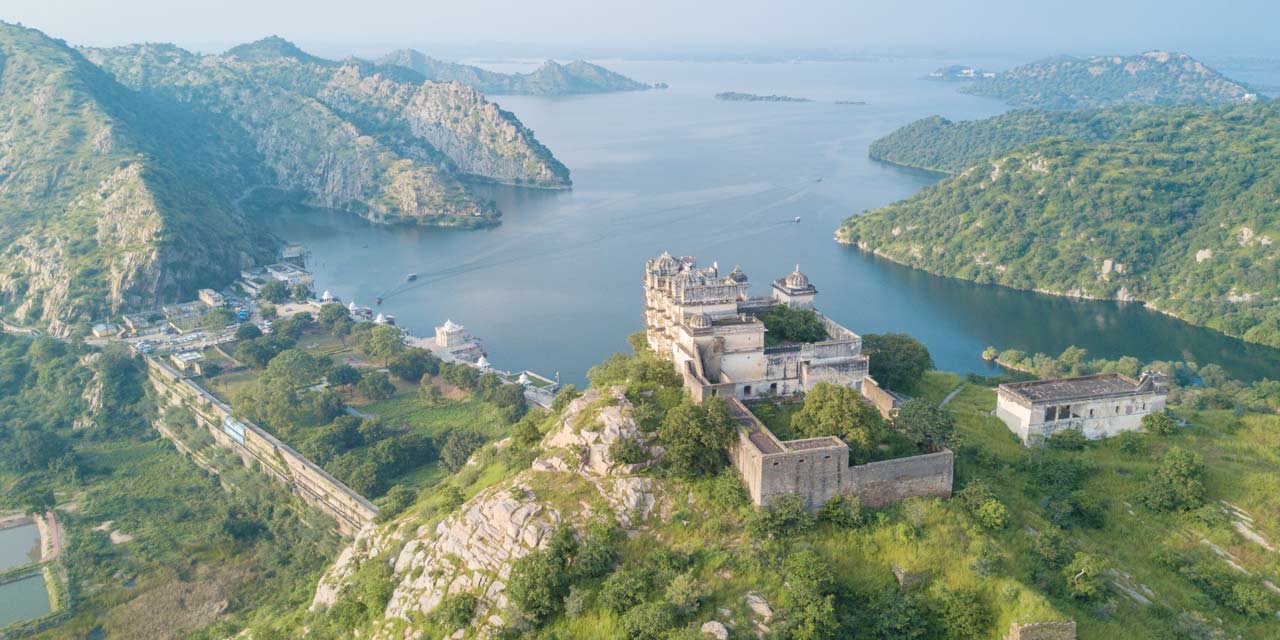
[785,265,809,289]
[689,312,713,329]
[727,265,748,283]
[673,269,702,288]
[652,252,681,275]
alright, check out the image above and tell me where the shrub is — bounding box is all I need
[1142,411,1178,435]
[374,485,417,522]
[432,592,477,631]
[1046,428,1087,451]
[893,399,956,450]
[599,569,648,614]
[817,495,863,528]
[747,494,814,539]
[972,499,1009,530]
[564,586,590,618]
[620,601,679,640]
[571,518,621,580]
[1230,582,1274,618]
[609,437,648,465]
[235,323,263,340]
[659,398,735,478]
[1115,431,1146,455]
[664,572,707,613]
[938,588,991,640]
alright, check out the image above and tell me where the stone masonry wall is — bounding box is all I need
[146,357,377,536]
[845,449,954,507]
[1004,621,1076,640]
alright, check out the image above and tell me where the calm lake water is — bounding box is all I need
[0,523,40,570]
[0,573,51,628]
[0,523,48,628]
[265,58,1280,384]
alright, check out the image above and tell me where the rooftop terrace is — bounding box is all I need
[1001,373,1143,404]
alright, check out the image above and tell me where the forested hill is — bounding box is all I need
[840,101,1280,349]
[868,109,1147,174]
[961,51,1261,109]
[0,23,272,337]
[378,49,650,95]
[0,24,572,337]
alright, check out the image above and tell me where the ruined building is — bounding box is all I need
[644,252,952,509]
[996,372,1169,445]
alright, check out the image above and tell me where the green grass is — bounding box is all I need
[363,391,510,440]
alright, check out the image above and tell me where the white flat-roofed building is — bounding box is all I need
[996,373,1169,445]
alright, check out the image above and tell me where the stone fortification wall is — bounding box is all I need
[861,377,901,418]
[1004,621,1076,640]
[146,358,377,536]
[845,449,954,507]
[727,398,952,510]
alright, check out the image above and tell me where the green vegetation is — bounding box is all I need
[959,52,1258,109]
[761,305,827,345]
[869,109,1146,174]
[0,332,338,638]
[378,49,650,96]
[842,100,1280,348]
[863,332,934,393]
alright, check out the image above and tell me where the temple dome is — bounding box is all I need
[673,269,702,288]
[651,252,681,275]
[689,312,713,329]
[785,265,810,289]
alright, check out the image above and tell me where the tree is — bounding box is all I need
[1063,553,1108,600]
[357,371,395,401]
[5,429,70,472]
[892,399,956,450]
[259,280,289,303]
[318,302,350,327]
[264,349,321,393]
[235,323,263,341]
[17,487,55,515]
[761,305,827,345]
[658,398,736,478]
[863,333,934,392]
[388,348,440,382]
[506,548,567,625]
[817,495,863,528]
[440,430,486,472]
[599,568,647,614]
[363,325,405,365]
[791,382,885,461]
[619,601,678,640]
[374,485,417,522]
[327,364,362,388]
[1141,446,1205,512]
[289,282,312,302]
[202,308,236,332]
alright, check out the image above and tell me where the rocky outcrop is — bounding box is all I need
[310,387,664,639]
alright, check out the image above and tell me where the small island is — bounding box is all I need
[834,100,868,105]
[715,91,812,102]
[924,64,995,81]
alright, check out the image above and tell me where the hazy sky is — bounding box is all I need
[4,0,1276,59]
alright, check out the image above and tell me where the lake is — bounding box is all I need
[264,58,1280,384]
[0,523,40,570]
[0,522,48,629]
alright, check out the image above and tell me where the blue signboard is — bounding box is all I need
[222,416,247,445]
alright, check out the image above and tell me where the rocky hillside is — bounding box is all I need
[962,51,1261,109]
[0,23,270,336]
[841,101,1280,348]
[378,49,650,96]
[84,37,571,224]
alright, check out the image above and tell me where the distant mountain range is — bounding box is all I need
[955,51,1263,109]
[377,49,650,95]
[0,26,570,335]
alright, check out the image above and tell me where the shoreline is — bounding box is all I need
[835,237,1268,354]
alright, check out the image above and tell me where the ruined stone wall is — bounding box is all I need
[757,443,848,509]
[729,429,767,505]
[146,358,377,536]
[844,449,954,507]
[861,377,899,418]
[1004,621,1076,640]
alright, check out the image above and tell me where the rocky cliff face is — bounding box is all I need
[85,38,571,227]
[310,386,663,639]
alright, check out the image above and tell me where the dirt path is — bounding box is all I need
[939,383,966,408]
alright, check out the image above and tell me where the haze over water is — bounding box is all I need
[266,58,1280,384]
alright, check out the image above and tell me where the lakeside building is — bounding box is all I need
[198,289,226,308]
[995,373,1169,445]
[264,263,314,288]
[644,252,951,509]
